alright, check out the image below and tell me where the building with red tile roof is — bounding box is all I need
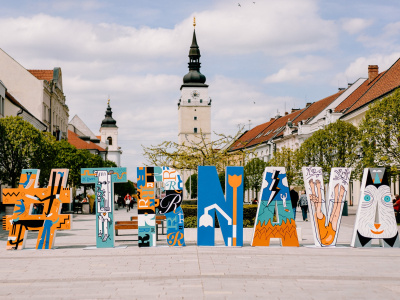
[340,59,400,126]
[0,48,68,139]
[68,129,107,156]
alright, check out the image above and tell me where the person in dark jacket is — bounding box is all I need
[290,189,299,220]
[299,191,308,221]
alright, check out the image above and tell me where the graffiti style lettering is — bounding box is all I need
[3,169,72,250]
[198,166,244,247]
[251,167,299,247]
[81,167,127,248]
[351,168,400,248]
[303,167,351,247]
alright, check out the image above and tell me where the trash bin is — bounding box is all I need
[342,200,348,216]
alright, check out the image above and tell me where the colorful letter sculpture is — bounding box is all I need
[137,167,185,247]
[351,168,400,248]
[81,167,127,248]
[3,169,72,250]
[251,167,298,247]
[302,167,351,247]
[197,166,244,246]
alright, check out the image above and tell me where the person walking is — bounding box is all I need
[124,193,131,212]
[290,189,299,220]
[299,190,308,221]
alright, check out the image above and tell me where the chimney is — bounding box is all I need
[285,111,288,116]
[368,65,379,83]
[291,108,300,113]
[306,102,312,107]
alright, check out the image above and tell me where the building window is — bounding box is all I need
[194,116,197,120]
[0,96,5,116]
[194,128,198,133]
[200,99,203,103]
[107,136,113,145]
[188,99,191,103]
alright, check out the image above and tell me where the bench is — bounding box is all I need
[115,221,138,236]
[115,215,166,241]
[131,215,166,236]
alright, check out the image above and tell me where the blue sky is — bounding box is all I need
[1,0,400,181]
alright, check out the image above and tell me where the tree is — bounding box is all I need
[142,128,250,173]
[244,158,267,197]
[0,116,52,187]
[114,180,137,197]
[298,120,361,178]
[184,171,225,199]
[268,147,301,187]
[360,89,400,174]
[185,173,198,199]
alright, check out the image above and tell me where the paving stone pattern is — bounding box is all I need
[1,206,400,299]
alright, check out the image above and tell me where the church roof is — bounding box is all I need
[181,29,207,88]
[101,101,117,128]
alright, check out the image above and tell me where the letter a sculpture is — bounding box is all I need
[251,167,299,247]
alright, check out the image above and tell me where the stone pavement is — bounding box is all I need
[1,206,400,299]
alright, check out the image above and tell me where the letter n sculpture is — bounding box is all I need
[81,167,127,248]
[3,169,72,250]
[197,166,244,246]
[351,168,400,248]
[251,167,299,247]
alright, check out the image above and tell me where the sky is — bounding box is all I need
[1,0,400,182]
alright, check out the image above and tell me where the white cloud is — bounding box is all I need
[264,68,301,83]
[209,75,295,135]
[341,18,373,35]
[332,52,400,86]
[264,56,331,83]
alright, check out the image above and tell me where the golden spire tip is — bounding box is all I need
[193,17,196,28]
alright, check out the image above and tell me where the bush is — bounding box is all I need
[181,204,259,227]
[184,216,197,228]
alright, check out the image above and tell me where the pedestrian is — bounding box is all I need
[299,190,308,221]
[124,193,131,212]
[290,189,299,220]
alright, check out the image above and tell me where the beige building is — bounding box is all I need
[0,48,68,138]
[178,28,211,146]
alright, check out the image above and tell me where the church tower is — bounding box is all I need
[178,18,211,145]
[100,99,122,166]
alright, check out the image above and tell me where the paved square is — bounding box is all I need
[1,206,400,299]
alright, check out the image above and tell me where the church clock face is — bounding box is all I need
[191,90,200,98]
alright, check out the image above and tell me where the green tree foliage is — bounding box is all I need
[298,120,361,177]
[0,116,52,187]
[244,158,267,196]
[185,173,198,198]
[142,129,250,173]
[267,147,301,187]
[0,116,119,188]
[114,180,137,197]
[360,89,400,174]
[184,171,225,199]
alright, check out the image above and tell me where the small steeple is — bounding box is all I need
[101,99,117,128]
[182,18,207,87]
